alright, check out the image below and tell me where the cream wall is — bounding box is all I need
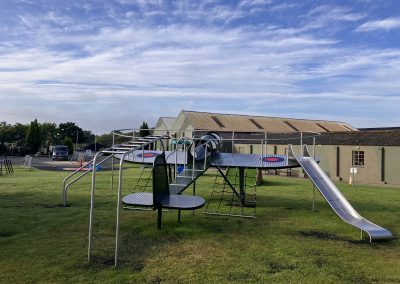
[233,143,400,186]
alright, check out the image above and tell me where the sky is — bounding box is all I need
[0,0,399,134]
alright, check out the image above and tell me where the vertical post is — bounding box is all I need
[184,141,187,165]
[192,142,196,178]
[261,139,264,168]
[115,153,126,266]
[381,147,385,183]
[175,141,178,179]
[239,168,245,206]
[203,144,207,170]
[111,133,115,193]
[231,131,235,153]
[300,132,303,155]
[312,137,316,160]
[88,152,101,261]
[264,131,267,156]
[76,130,79,159]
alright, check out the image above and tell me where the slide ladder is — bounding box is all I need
[288,144,393,241]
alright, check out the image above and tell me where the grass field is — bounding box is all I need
[0,165,399,283]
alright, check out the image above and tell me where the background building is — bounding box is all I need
[153,110,400,186]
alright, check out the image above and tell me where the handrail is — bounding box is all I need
[62,154,113,206]
[88,133,169,265]
[62,134,169,206]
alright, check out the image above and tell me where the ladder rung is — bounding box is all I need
[176,176,193,179]
[102,150,128,154]
[112,147,134,150]
[129,141,147,144]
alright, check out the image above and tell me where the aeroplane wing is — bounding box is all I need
[210,153,300,169]
[117,150,301,169]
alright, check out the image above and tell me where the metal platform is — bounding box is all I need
[119,151,301,169]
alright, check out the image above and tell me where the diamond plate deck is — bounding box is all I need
[118,151,301,169]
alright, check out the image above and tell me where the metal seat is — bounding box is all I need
[122,153,205,229]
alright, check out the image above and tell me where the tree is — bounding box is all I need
[139,121,151,137]
[63,136,74,154]
[0,143,7,155]
[0,122,27,144]
[82,130,95,144]
[41,122,57,143]
[58,122,83,143]
[96,133,113,148]
[25,119,42,154]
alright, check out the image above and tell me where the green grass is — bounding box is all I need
[0,166,399,283]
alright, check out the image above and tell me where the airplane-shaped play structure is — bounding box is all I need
[62,129,393,266]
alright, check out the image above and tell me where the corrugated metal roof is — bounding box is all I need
[154,117,176,135]
[260,131,400,146]
[183,110,357,133]
[160,117,176,130]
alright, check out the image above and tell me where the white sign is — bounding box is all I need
[350,167,358,174]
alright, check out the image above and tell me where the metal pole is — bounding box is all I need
[232,131,235,154]
[261,139,263,168]
[175,142,178,179]
[312,137,316,160]
[114,153,126,266]
[111,133,115,194]
[352,170,355,189]
[203,144,208,170]
[300,132,303,155]
[192,142,196,179]
[264,131,267,156]
[88,152,101,261]
[76,130,78,159]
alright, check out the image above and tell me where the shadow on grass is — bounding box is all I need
[299,230,396,248]
[78,232,180,270]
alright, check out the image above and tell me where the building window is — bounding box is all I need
[352,151,364,167]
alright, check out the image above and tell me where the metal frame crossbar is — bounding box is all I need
[61,134,169,206]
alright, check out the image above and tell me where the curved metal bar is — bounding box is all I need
[62,154,114,206]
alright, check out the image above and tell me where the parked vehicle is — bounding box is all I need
[52,145,69,161]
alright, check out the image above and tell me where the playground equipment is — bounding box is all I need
[61,128,393,266]
[204,167,257,218]
[0,155,13,176]
[288,144,393,242]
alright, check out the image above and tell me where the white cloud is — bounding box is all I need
[1,1,400,132]
[356,17,400,32]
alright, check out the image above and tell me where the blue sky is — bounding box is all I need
[0,0,399,133]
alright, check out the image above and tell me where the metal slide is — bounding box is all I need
[289,145,393,241]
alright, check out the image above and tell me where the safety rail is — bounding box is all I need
[88,134,169,263]
[62,155,113,206]
[61,133,169,206]
[166,137,192,180]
